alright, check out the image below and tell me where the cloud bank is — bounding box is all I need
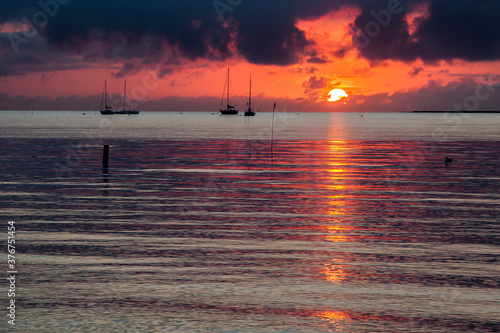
[2,77,498,112]
[1,0,500,77]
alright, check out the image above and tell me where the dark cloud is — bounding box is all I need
[289,66,319,74]
[0,0,237,77]
[1,0,500,76]
[44,1,236,62]
[0,32,96,76]
[303,76,329,90]
[353,0,500,62]
[408,67,423,77]
[345,78,500,112]
[332,48,347,59]
[307,51,329,64]
[0,92,101,111]
[414,1,500,62]
[235,2,310,65]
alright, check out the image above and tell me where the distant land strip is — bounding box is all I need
[409,111,500,113]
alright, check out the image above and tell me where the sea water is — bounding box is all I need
[0,111,499,332]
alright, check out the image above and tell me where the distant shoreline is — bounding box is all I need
[410,110,500,113]
[1,109,500,113]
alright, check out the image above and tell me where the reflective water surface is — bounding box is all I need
[1,111,499,332]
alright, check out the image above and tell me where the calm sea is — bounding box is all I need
[1,111,499,332]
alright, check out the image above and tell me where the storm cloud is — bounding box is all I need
[353,0,500,62]
[1,0,500,76]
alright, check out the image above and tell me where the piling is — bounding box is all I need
[103,145,109,169]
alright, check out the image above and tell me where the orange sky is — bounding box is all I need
[1,3,499,112]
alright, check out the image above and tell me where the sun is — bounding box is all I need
[328,89,348,102]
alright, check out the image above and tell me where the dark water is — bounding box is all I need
[1,111,499,332]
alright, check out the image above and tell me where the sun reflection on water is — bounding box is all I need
[320,139,355,284]
[318,310,352,331]
[321,258,347,283]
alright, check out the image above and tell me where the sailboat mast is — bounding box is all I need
[249,75,252,110]
[123,79,126,112]
[227,68,230,107]
[105,80,107,108]
[100,80,106,110]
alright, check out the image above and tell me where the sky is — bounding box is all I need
[0,0,500,112]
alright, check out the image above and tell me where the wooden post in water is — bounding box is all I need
[103,145,109,170]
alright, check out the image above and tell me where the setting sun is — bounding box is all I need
[328,89,348,102]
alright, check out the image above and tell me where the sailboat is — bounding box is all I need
[100,80,114,115]
[244,75,256,117]
[114,80,140,115]
[100,80,140,115]
[219,68,238,115]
